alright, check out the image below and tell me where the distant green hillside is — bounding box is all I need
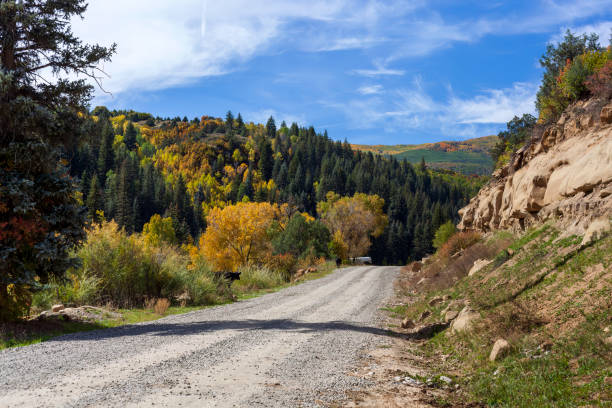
[353,135,498,175]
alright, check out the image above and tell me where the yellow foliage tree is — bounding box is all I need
[200,202,280,270]
[142,214,178,247]
[317,192,387,259]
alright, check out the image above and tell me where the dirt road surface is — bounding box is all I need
[0,266,398,407]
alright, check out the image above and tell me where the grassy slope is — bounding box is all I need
[0,262,336,350]
[352,135,498,176]
[393,223,612,407]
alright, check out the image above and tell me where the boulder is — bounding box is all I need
[419,310,431,321]
[601,103,612,124]
[489,339,510,361]
[408,322,450,339]
[581,217,611,247]
[468,259,492,277]
[428,296,443,306]
[401,318,415,329]
[51,304,64,313]
[444,310,459,323]
[450,307,480,333]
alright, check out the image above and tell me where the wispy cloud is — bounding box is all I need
[357,85,384,95]
[448,82,537,124]
[353,62,405,77]
[326,79,537,138]
[551,20,612,45]
[73,0,612,99]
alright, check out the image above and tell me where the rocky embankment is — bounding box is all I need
[459,97,612,233]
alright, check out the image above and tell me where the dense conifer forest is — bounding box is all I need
[69,108,482,265]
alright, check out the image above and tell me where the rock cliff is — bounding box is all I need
[459,97,612,233]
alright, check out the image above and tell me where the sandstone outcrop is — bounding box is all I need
[459,98,612,234]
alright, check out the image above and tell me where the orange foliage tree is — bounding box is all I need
[317,192,387,259]
[200,202,281,271]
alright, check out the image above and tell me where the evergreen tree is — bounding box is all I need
[225,110,234,135]
[86,174,104,222]
[236,112,245,135]
[0,0,115,318]
[124,121,137,150]
[238,167,254,201]
[193,186,206,233]
[258,138,274,180]
[97,120,115,185]
[419,156,427,172]
[132,196,142,232]
[266,116,276,139]
[116,160,134,232]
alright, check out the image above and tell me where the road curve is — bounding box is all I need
[0,266,398,407]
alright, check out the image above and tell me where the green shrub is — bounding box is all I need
[72,221,180,307]
[171,261,219,305]
[433,221,457,250]
[271,213,331,258]
[0,284,32,321]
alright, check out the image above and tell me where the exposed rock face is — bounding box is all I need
[459,99,612,234]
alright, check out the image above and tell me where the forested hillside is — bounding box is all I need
[352,135,498,175]
[69,108,481,265]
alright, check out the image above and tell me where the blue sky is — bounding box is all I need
[73,0,612,144]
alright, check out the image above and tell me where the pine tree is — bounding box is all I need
[116,160,134,232]
[124,121,137,150]
[238,167,254,201]
[0,0,115,316]
[86,174,103,222]
[419,156,427,172]
[225,111,234,134]
[97,120,115,184]
[236,112,245,135]
[266,116,276,139]
[193,186,206,233]
[258,138,274,180]
[132,196,142,232]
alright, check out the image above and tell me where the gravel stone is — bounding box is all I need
[0,266,398,407]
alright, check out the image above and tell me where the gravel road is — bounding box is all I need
[0,266,398,407]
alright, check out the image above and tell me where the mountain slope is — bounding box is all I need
[352,135,498,176]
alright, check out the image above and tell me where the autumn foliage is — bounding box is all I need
[317,192,387,259]
[200,202,282,271]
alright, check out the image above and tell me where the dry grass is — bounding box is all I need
[400,233,512,294]
[438,231,482,260]
[153,298,170,315]
[481,299,549,342]
[144,298,156,311]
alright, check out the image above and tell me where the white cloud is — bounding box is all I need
[448,83,537,124]
[326,79,537,137]
[353,61,405,77]
[357,85,384,95]
[551,21,612,45]
[71,0,367,97]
